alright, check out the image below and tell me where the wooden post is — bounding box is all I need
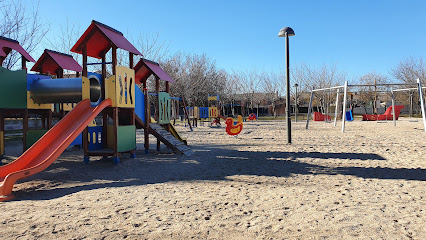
[101,55,106,100]
[56,68,64,78]
[143,80,149,154]
[166,81,170,93]
[23,109,28,151]
[131,108,135,156]
[82,45,89,159]
[0,112,4,156]
[129,53,134,69]
[112,46,117,76]
[21,57,27,72]
[113,107,119,157]
[48,110,52,128]
[82,46,87,77]
[155,77,160,151]
[102,111,108,149]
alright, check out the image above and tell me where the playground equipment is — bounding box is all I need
[133,58,192,155]
[306,80,426,132]
[362,105,404,121]
[313,112,331,121]
[248,113,257,121]
[345,110,354,121]
[0,20,192,201]
[225,116,243,135]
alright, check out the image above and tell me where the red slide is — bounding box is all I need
[0,99,112,201]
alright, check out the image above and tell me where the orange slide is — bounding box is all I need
[0,98,112,201]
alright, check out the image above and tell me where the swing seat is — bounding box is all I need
[313,112,331,121]
[345,110,354,121]
[362,105,404,121]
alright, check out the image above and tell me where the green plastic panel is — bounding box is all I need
[0,67,27,108]
[26,129,48,149]
[158,92,170,124]
[117,125,136,152]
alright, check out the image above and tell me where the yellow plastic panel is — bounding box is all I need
[208,96,218,101]
[105,75,116,107]
[26,92,53,110]
[88,119,96,127]
[62,103,75,111]
[194,107,199,118]
[116,66,135,108]
[209,107,218,118]
[82,77,90,101]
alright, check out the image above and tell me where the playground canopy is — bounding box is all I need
[0,36,35,62]
[71,20,142,59]
[31,49,82,75]
[134,58,175,84]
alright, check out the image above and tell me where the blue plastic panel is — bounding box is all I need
[135,87,145,123]
[88,126,103,151]
[199,107,209,118]
[71,133,82,147]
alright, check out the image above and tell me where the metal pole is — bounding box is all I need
[285,32,291,144]
[306,89,314,129]
[341,81,348,132]
[334,89,340,127]
[294,85,298,122]
[391,88,396,126]
[416,79,426,132]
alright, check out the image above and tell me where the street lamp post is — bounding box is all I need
[278,27,295,144]
[294,83,299,122]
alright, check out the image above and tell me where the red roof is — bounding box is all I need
[31,49,82,74]
[71,20,142,59]
[0,36,35,62]
[134,58,175,84]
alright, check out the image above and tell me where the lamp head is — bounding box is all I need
[278,27,295,37]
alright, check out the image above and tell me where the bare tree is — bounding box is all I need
[162,52,226,106]
[135,33,170,63]
[356,71,389,114]
[0,0,49,69]
[391,57,426,83]
[291,63,346,112]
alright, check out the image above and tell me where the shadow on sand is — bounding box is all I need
[11,145,425,201]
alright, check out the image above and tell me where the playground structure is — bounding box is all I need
[0,20,191,201]
[186,94,220,127]
[248,113,257,121]
[185,94,245,135]
[306,81,426,132]
[362,105,404,121]
[313,112,331,121]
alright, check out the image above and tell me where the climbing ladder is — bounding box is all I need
[135,116,193,156]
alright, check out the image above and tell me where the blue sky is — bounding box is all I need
[35,0,426,80]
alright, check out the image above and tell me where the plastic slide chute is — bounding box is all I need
[0,98,112,201]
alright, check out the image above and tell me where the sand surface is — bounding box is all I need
[1,119,425,239]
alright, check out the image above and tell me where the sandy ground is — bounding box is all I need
[0,118,425,239]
